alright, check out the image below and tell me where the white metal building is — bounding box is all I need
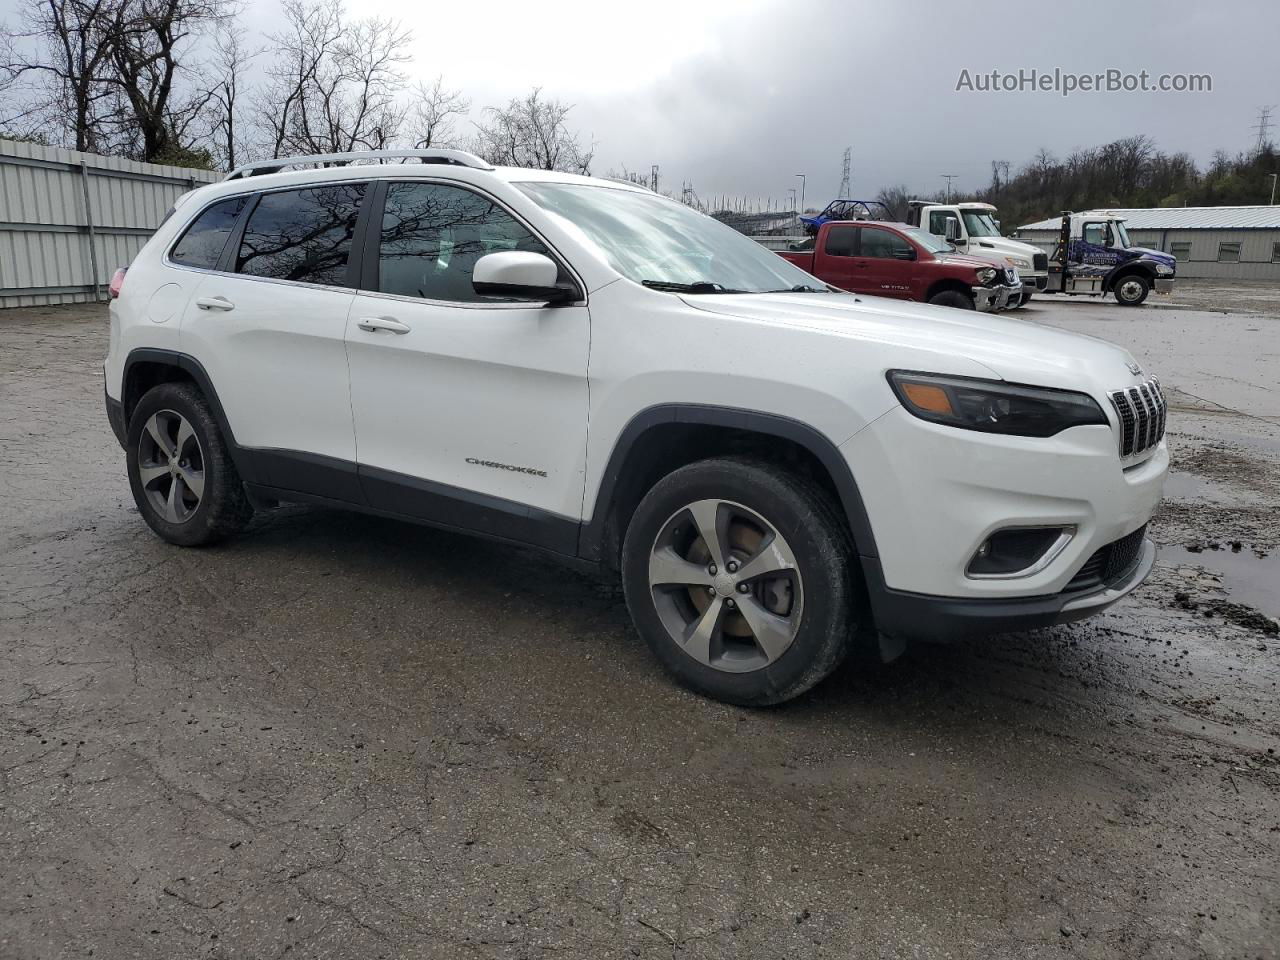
[1014,206,1280,281]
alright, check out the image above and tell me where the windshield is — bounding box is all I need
[1113,220,1132,248]
[960,210,1001,237]
[516,181,826,293]
[903,227,953,254]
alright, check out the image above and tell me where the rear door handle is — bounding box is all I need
[356,316,410,335]
[195,296,235,311]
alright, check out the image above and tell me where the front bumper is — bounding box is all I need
[864,537,1156,642]
[841,404,1167,606]
[1154,277,1175,294]
[972,282,1022,312]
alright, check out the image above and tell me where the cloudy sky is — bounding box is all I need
[7,0,1277,205]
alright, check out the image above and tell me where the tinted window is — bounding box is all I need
[171,196,247,269]
[1082,223,1106,246]
[378,182,551,302]
[927,210,949,235]
[236,183,366,285]
[823,226,857,257]
[860,227,912,259]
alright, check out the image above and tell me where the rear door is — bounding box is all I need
[343,179,589,552]
[178,181,367,499]
[852,226,915,299]
[813,225,859,290]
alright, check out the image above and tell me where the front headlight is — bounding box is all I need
[975,267,998,284]
[886,371,1108,438]
[1155,262,1174,275]
[1006,256,1032,269]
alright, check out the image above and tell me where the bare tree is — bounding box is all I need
[875,183,911,221]
[208,18,252,169]
[1,0,123,151]
[257,0,411,157]
[408,74,469,149]
[471,88,593,173]
[108,0,229,164]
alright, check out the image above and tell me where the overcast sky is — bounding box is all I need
[6,0,1276,206]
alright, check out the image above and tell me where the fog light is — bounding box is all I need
[966,526,1075,578]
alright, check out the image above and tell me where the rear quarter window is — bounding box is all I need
[169,196,248,269]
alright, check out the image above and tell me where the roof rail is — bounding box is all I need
[222,149,494,181]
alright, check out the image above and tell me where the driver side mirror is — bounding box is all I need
[944,217,961,243]
[472,251,577,303]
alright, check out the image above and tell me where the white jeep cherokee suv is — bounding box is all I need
[104,149,1168,706]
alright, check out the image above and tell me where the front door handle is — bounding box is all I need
[195,296,235,311]
[356,316,411,335]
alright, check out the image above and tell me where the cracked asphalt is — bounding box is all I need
[2,289,1278,959]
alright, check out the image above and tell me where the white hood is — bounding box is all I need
[964,235,1044,269]
[680,292,1146,396]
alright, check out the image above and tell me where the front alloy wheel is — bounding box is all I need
[648,498,804,673]
[621,457,858,706]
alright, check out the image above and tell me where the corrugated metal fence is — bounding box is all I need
[0,141,220,309]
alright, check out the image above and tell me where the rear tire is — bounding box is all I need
[928,289,974,310]
[126,382,252,546]
[1113,273,1150,306]
[621,457,858,706]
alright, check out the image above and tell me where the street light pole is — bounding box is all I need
[795,173,806,215]
[941,174,958,203]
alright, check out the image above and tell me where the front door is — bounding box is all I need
[852,226,915,298]
[344,180,590,553]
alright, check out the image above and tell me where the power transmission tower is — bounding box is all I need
[1252,105,1276,154]
[650,164,659,192]
[941,174,958,202]
[839,147,851,197]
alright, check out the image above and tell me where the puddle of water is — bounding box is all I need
[1163,471,1229,502]
[1160,543,1280,619]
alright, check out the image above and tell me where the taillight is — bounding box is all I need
[109,267,128,299]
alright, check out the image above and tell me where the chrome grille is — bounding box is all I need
[1108,377,1166,458]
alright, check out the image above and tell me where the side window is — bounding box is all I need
[377,182,551,302]
[823,226,857,257]
[1217,241,1241,263]
[927,211,949,235]
[170,196,247,269]
[1082,223,1106,246]
[1169,241,1191,261]
[235,183,366,286]
[860,227,911,259]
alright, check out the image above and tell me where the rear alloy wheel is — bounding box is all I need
[127,381,252,546]
[622,458,857,705]
[1114,274,1150,306]
[137,409,205,524]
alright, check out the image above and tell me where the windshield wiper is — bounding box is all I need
[641,280,744,294]
[763,284,826,293]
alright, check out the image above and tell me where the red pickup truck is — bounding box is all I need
[777,220,1022,311]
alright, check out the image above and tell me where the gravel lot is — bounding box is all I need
[2,286,1278,959]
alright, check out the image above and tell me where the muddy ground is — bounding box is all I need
[1,286,1278,959]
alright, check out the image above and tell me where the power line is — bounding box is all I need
[1252,105,1276,154]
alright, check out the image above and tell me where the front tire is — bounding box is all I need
[1113,273,1150,306]
[621,457,858,706]
[126,382,252,546]
[928,289,974,310]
